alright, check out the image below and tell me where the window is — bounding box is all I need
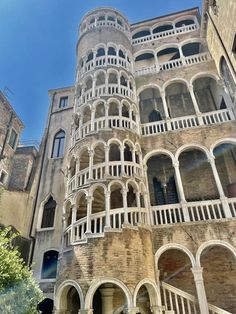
[0,170,7,185]
[41,196,56,228]
[8,129,18,149]
[41,250,58,279]
[51,130,65,158]
[59,96,68,109]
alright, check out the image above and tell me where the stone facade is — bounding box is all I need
[31,3,236,314]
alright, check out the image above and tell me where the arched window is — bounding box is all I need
[41,196,57,228]
[41,250,58,279]
[51,130,65,158]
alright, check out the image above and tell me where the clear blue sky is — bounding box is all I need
[0,0,202,142]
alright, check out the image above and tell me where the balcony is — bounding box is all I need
[141,109,234,136]
[132,23,198,45]
[135,52,211,77]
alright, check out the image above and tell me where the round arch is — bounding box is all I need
[137,84,162,97]
[84,277,133,309]
[210,138,236,156]
[175,143,211,160]
[143,149,175,165]
[190,72,220,86]
[196,240,236,267]
[108,180,125,192]
[55,279,85,310]
[162,77,189,91]
[133,278,160,307]
[155,243,196,268]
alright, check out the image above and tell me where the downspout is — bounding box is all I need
[28,92,56,266]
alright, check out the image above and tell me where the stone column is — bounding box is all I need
[105,145,110,177]
[208,156,232,218]
[173,161,190,221]
[92,78,97,98]
[160,91,171,131]
[143,164,154,225]
[188,84,204,125]
[91,108,95,132]
[79,310,93,314]
[125,308,139,314]
[70,204,77,244]
[105,191,111,229]
[85,196,93,234]
[120,144,125,175]
[151,306,164,314]
[122,188,129,224]
[179,47,186,65]
[105,103,109,128]
[99,286,115,314]
[191,267,209,314]
[88,149,94,180]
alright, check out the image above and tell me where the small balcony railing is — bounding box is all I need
[152,197,236,226]
[77,84,135,106]
[64,207,148,246]
[80,55,132,77]
[132,23,198,45]
[141,108,234,137]
[135,52,211,77]
[67,161,143,195]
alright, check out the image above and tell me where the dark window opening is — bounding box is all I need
[119,49,125,59]
[41,196,56,228]
[182,42,201,57]
[41,250,58,279]
[149,110,162,122]
[157,48,180,60]
[8,129,17,149]
[175,19,195,28]
[96,48,105,57]
[51,130,65,158]
[153,24,173,34]
[132,30,151,39]
[135,53,154,62]
[59,96,68,109]
[108,47,116,56]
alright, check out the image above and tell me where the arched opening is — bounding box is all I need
[175,19,195,28]
[92,283,127,314]
[41,196,57,228]
[98,16,105,21]
[110,183,123,211]
[132,29,151,39]
[107,16,115,22]
[158,249,197,312]
[37,298,54,314]
[65,201,72,227]
[108,71,118,84]
[79,148,89,170]
[109,143,121,161]
[95,102,105,119]
[96,71,106,86]
[96,47,105,58]
[66,286,81,314]
[89,17,95,25]
[69,157,76,179]
[86,52,94,63]
[220,56,235,102]
[93,143,105,165]
[165,82,195,117]
[124,143,133,162]
[108,101,119,116]
[76,193,87,221]
[82,106,91,124]
[179,148,218,201]
[51,130,65,158]
[193,76,228,112]
[213,143,236,197]
[108,46,116,56]
[135,53,155,72]
[147,154,178,206]
[201,245,236,312]
[182,42,205,57]
[119,49,125,59]
[121,103,129,118]
[139,88,164,123]
[41,250,59,279]
[157,47,180,64]
[136,286,152,314]
[153,24,173,34]
[127,183,137,208]
[84,77,93,92]
[91,187,105,233]
[120,74,128,87]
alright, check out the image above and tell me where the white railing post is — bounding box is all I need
[161,91,171,131]
[105,145,110,177]
[105,103,109,128]
[191,267,210,314]
[122,188,129,224]
[208,156,232,218]
[70,204,77,244]
[88,149,94,180]
[92,78,96,98]
[91,108,95,132]
[120,144,125,175]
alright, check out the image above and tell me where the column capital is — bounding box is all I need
[86,195,94,202]
[160,90,166,97]
[191,266,204,280]
[125,308,139,314]
[88,149,94,157]
[172,160,179,168]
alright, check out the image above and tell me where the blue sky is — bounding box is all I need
[0,0,202,142]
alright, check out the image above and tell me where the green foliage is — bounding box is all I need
[0,227,43,314]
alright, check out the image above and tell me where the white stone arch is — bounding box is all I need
[151,20,174,32]
[139,181,147,194]
[94,42,107,52]
[89,182,107,196]
[134,142,142,154]
[143,149,175,165]
[91,139,106,151]
[107,97,121,106]
[133,48,156,60]
[77,143,91,156]
[123,138,135,150]
[175,143,211,160]
[92,99,106,111]
[83,74,94,87]
[133,278,160,307]
[156,43,180,56]
[55,279,85,310]
[210,137,236,156]
[132,26,152,37]
[84,277,133,309]
[94,68,107,81]
[108,179,126,193]
[107,67,120,76]
[180,37,205,48]
[196,240,236,267]
[137,84,162,98]
[36,192,58,230]
[155,243,196,268]
[126,178,140,193]
[107,137,123,147]
[190,72,220,86]
[72,189,88,205]
[162,77,189,91]
[173,14,198,27]
[107,41,118,51]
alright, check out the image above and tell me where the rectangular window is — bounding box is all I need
[59,96,68,109]
[8,129,18,149]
